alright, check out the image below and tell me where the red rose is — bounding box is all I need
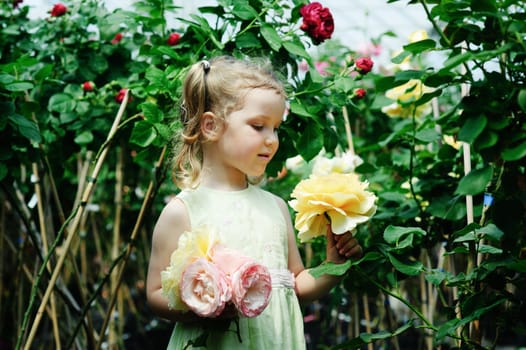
[82,81,94,92]
[166,32,181,46]
[50,3,67,17]
[355,57,374,75]
[353,88,367,99]
[111,33,123,44]
[299,2,334,45]
[115,89,132,103]
[13,0,23,8]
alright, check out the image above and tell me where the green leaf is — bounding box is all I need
[402,39,436,54]
[232,3,257,20]
[415,128,440,142]
[48,93,76,113]
[4,81,34,92]
[458,114,487,143]
[479,224,503,241]
[34,64,54,81]
[139,102,163,123]
[309,261,352,278]
[383,225,426,245]
[454,165,493,195]
[130,120,157,147]
[391,50,411,64]
[478,245,502,254]
[74,130,93,145]
[260,24,282,52]
[502,140,526,161]
[387,253,424,276]
[8,114,42,143]
[0,164,7,181]
[283,41,310,59]
[235,31,261,49]
[518,89,526,113]
[425,269,448,285]
[289,100,316,118]
[155,46,180,59]
[296,121,323,161]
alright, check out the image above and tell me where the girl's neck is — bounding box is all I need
[199,169,248,191]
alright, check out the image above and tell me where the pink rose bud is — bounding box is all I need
[111,32,123,44]
[50,3,67,17]
[166,32,181,46]
[355,57,374,75]
[115,88,131,103]
[299,2,334,45]
[82,81,94,92]
[354,88,367,99]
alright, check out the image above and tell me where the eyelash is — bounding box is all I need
[251,125,280,133]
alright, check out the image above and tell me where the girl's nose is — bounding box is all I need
[265,132,278,146]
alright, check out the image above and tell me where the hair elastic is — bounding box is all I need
[202,60,211,73]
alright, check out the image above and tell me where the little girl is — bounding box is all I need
[146,56,362,349]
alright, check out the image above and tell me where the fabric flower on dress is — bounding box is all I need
[299,2,334,45]
[212,246,272,318]
[289,173,377,242]
[161,225,272,319]
[180,258,232,317]
[161,225,220,310]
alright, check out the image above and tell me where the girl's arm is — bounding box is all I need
[145,197,199,322]
[275,196,362,304]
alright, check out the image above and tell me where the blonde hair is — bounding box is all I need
[172,56,286,189]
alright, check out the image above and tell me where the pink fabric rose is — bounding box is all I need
[180,258,232,318]
[212,246,272,318]
[299,2,334,45]
[355,57,374,75]
[50,3,67,17]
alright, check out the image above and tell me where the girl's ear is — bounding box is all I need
[200,112,223,141]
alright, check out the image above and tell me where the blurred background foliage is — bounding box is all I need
[1,0,525,349]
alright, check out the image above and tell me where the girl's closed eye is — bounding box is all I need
[251,124,264,131]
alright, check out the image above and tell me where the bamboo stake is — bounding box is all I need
[362,294,373,350]
[95,145,167,350]
[109,146,124,349]
[20,90,130,350]
[31,163,61,350]
[0,194,4,337]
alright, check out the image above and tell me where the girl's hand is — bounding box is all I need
[325,225,363,264]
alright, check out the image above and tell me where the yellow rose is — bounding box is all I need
[382,79,434,118]
[409,30,428,43]
[289,173,377,242]
[161,225,221,310]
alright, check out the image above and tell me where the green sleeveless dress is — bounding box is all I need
[166,185,306,349]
